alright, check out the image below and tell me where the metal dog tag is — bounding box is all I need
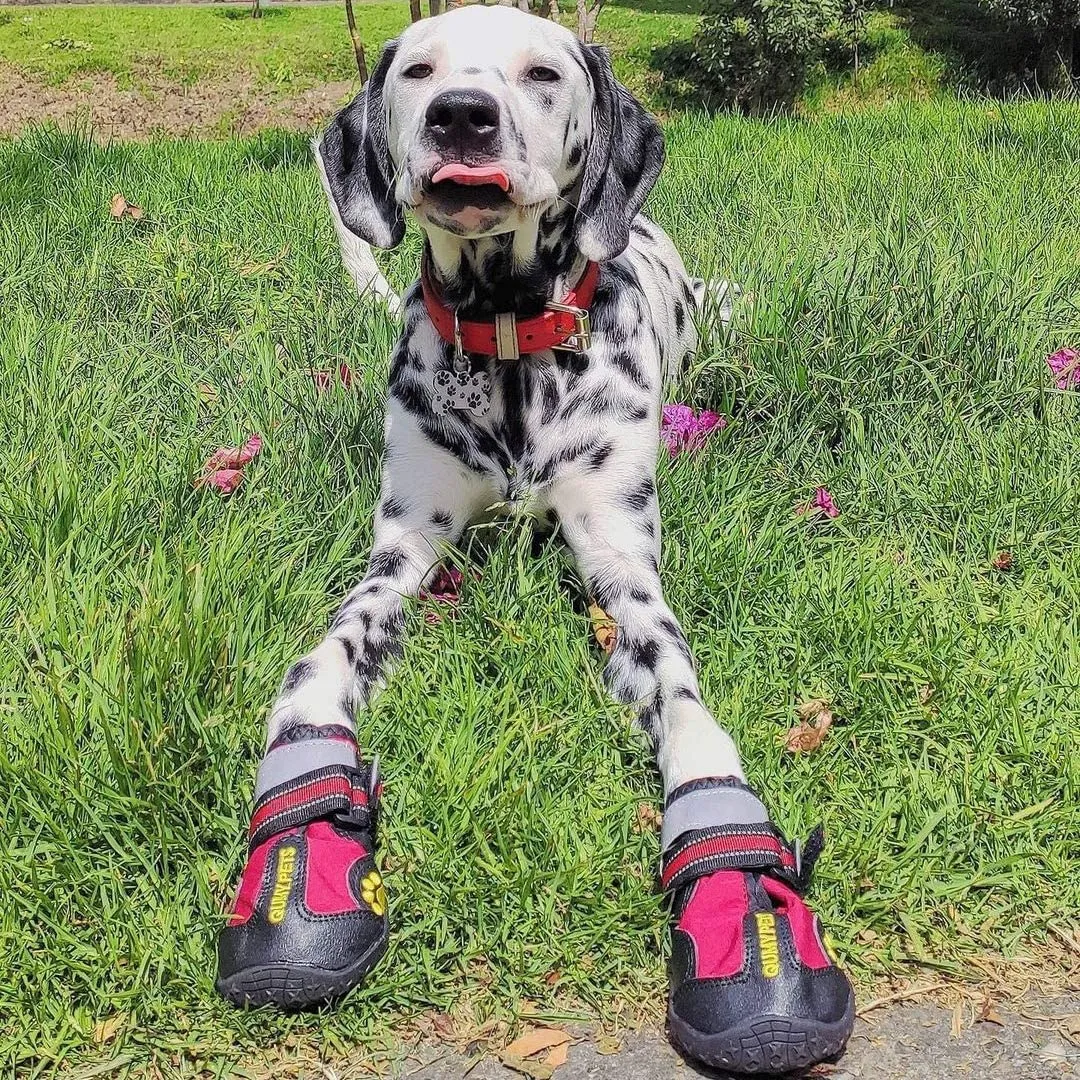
[433,367,491,417]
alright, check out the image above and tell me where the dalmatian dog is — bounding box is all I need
[215,6,854,1073]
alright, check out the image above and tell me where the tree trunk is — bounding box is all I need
[251,0,261,19]
[345,0,368,84]
[428,0,443,15]
[576,0,603,43]
[410,0,423,19]
[1037,28,1074,95]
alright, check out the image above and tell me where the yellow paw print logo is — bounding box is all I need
[361,870,387,917]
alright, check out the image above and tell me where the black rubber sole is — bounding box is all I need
[215,924,389,1010]
[667,992,856,1075]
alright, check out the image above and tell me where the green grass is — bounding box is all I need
[3,100,1080,1075]
[0,1,698,107]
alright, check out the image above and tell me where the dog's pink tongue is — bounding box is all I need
[431,164,511,191]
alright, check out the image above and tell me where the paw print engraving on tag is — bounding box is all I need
[433,368,491,417]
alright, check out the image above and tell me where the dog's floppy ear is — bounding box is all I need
[317,42,404,250]
[575,44,665,263]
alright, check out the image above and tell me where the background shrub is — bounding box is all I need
[979,0,1080,91]
[694,0,843,113]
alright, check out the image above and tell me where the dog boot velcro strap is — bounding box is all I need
[661,778,854,1074]
[248,724,380,851]
[659,777,823,896]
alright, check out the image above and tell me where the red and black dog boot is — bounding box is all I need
[660,778,855,1074]
[216,725,389,1009]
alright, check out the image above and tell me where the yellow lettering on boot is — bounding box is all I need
[267,846,297,925]
[756,913,781,978]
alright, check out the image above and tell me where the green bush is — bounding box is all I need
[694,0,843,113]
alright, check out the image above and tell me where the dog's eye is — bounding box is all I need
[403,62,433,79]
[527,65,560,83]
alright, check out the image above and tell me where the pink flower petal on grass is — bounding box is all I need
[661,403,728,456]
[798,487,840,520]
[201,468,244,494]
[205,434,263,471]
[419,566,466,625]
[1047,347,1080,390]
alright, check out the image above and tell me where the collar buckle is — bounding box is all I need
[545,301,592,353]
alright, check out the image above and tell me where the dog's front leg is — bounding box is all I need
[215,430,491,1009]
[553,464,855,1073]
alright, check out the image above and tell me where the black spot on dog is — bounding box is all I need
[369,548,406,579]
[632,639,660,672]
[381,495,408,519]
[588,442,614,470]
[623,476,655,512]
[612,350,649,389]
[282,659,314,692]
[567,143,583,168]
[337,636,357,666]
[674,299,686,336]
[431,508,454,529]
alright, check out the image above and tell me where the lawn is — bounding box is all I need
[0,1,697,111]
[3,98,1080,1076]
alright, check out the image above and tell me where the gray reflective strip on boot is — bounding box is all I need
[660,785,771,853]
[255,739,359,800]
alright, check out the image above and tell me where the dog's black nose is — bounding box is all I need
[425,89,500,155]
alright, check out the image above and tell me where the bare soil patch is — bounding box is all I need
[0,66,353,138]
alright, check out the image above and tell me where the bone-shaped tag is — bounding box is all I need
[433,368,491,417]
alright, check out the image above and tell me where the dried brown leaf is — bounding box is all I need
[503,1028,571,1060]
[783,702,834,753]
[431,1012,454,1040]
[977,995,1004,1027]
[92,1013,126,1045]
[499,1055,553,1080]
[544,1042,570,1070]
[633,802,663,834]
[109,193,143,221]
[587,601,617,654]
[992,550,1014,571]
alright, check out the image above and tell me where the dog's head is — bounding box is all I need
[318,5,664,263]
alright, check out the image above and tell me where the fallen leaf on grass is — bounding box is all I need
[588,601,617,654]
[196,382,219,406]
[431,1012,455,1040]
[92,1013,126,1045]
[918,684,935,705]
[783,698,834,753]
[991,550,1014,571]
[633,802,663,834]
[109,193,144,221]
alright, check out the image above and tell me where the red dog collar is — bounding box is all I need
[421,257,599,360]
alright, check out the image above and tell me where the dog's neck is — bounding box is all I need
[423,203,584,319]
